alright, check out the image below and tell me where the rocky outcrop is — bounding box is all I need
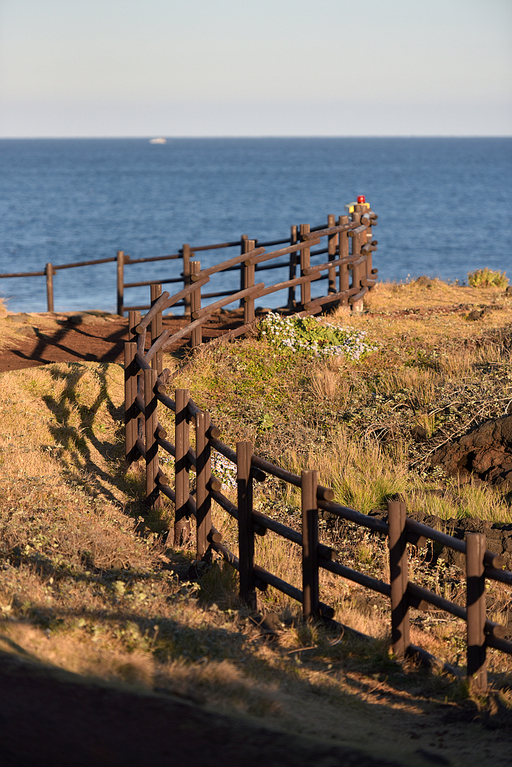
[359,509,512,571]
[432,414,512,490]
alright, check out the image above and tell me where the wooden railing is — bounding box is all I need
[119,200,512,689]
[126,379,512,692]
[123,205,512,692]
[0,204,378,315]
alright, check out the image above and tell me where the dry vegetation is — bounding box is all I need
[1,282,512,765]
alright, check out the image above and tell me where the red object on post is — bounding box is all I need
[357,195,366,204]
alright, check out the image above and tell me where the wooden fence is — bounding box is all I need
[0,203,377,315]
[124,202,512,691]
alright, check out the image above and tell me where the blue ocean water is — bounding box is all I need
[0,137,511,313]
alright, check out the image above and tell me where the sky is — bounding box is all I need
[0,0,511,137]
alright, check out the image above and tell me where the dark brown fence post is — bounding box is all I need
[237,441,257,610]
[116,250,125,316]
[196,411,212,560]
[299,224,311,308]
[45,263,54,312]
[128,310,140,336]
[327,214,337,295]
[350,206,364,312]
[174,388,191,546]
[302,470,320,620]
[129,310,144,447]
[466,532,488,690]
[124,341,138,465]
[364,219,374,282]
[243,239,256,324]
[388,499,410,657]
[190,261,202,348]
[288,224,298,308]
[338,214,350,303]
[150,283,163,374]
[144,368,160,508]
[240,235,248,304]
[182,244,192,318]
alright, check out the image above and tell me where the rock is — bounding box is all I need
[432,415,512,489]
[60,312,109,326]
[5,313,33,323]
[466,309,485,321]
[361,508,512,570]
[14,326,37,337]
[411,425,428,442]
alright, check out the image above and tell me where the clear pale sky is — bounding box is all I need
[1,0,511,137]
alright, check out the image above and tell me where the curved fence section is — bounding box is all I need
[0,203,378,314]
[123,202,512,692]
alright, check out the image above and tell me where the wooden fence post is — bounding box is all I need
[299,224,311,308]
[182,244,192,318]
[45,263,54,312]
[364,220,374,282]
[116,250,125,316]
[388,499,410,657]
[288,224,298,308]
[129,311,144,449]
[350,206,364,312]
[338,215,350,303]
[190,261,202,348]
[466,532,488,690]
[237,441,257,610]
[243,239,256,324]
[196,411,212,560]
[302,470,320,620]
[240,235,248,305]
[144,368,160,508]
[150,283,163,374]
[124,341,138,465]
[174,388,191,546]
[327,214,337,295]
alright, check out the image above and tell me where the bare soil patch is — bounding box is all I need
[0,310,246,372]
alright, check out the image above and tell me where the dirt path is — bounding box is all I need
[0,310,245,373]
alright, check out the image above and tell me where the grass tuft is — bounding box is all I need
[468,268,508,288]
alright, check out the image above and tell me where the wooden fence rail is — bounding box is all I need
[0,203,377,315]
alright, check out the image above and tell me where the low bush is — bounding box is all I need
[467,268,508,288]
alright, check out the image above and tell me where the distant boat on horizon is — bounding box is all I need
[149,137,167,145]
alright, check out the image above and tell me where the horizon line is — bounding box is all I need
[1,134,511,140]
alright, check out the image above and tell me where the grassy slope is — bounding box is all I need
[0,282,512,765]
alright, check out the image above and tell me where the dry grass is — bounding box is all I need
[1,281,512,763]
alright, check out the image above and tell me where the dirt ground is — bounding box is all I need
[0,309,247,373]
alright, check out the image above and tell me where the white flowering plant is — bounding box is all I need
[211,452,237,489]
[257,312,376,361]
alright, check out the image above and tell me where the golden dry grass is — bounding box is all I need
[1,281,512,764]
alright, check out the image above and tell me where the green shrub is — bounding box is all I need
[467,268,508,288]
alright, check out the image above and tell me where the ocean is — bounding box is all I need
[0,137,510,314]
